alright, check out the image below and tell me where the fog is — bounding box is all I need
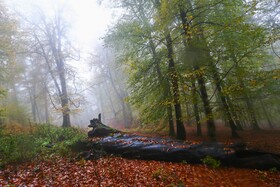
[2,0,123,127]
[1,0,279,134]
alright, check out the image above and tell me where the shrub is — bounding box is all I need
[0,123,87,167]
[0,134,39,166]
[201,156,221,169]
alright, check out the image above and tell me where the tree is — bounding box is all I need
[89,48,133,128]
[22,6,78,127]
[0,1,23,125]
[104,0,280,139]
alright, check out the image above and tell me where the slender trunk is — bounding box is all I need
[232,56,259,130]
[241,81,260,130]
[211,63,239,138]
[192,81,202,136]
[260,99,274,129]
[121,101,130,128]
[44,90,50,123]
[31,86,37,122]
[99,87,105,122]
[107,69,131,128]
[166,33,186,140]
[185,102,191,126]
[167,104,175,137]
[225,96,243,130]
[148,38,175,136]
[104,82,117,117]
[125,102,133,127]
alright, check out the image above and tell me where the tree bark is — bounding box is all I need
[166,33,186,140]
[191,81,202,136]
[260,99,274,129]
[210,63,239,138]
[195,66,216,140]
[148,38,175,137]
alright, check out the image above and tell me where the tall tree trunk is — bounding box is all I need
[166,33,186,140]
[148,38,175,137]
[56,59,71,127]
[231,56,260,130]
[225,95,243,130]
[180,10,216,140]
[239,77,260,130]
[260,99,274,129]
[191,81,202,136]
[43,82,50,123]
[185,102,191,126]
[167,104,175,137]
[104,82,117,117]
[211,63,239,138]
[107,69,131,128]
[195,67,216,140]
[47,15,71,127]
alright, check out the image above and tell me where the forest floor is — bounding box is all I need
[1,126,280,186]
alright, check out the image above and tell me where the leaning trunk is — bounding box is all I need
[211,63,239,138]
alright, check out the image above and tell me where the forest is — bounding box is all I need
[0,0,280,186]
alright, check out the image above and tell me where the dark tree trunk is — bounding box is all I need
[226,96,243,131]
[185,102,191,126]
[56,56,71,127]
[233,57,260,131]
[242,83,260,130]
[179,6,203,137]
[43,80,50,123]
[196,66,216,140]
[50,15,71,127]
[167,104,175,137]
[148,37,175,137]
[166,33,186,140]
[58,65,70,127]
[260,99,274,129]
[192,81,202,136]
[211,63,239,138]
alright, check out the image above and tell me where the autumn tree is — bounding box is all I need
[0,1,27,125]
[105,0,179,136]
[104,0,280,139]
[22,6,79,127]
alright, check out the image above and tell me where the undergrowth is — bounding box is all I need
[0,123,87,167]
[201,156,221,169]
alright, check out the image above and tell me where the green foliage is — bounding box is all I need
[0,124,86,167]
[201,156,221,169]
[269,167,278,173]
[4,103,29,125]
[152,167,169,181]
[0,134,38,166]
[105,0,280,131]
[0,89,6,125]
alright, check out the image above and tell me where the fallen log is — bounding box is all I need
[88,134,280,170]
[84,117,280,170]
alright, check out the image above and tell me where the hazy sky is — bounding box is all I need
[4,0,119,84]
[5,0,113,50]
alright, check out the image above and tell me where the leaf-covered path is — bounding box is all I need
[1,156,279,186]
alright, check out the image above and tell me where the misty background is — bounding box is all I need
[0,0,279,137]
